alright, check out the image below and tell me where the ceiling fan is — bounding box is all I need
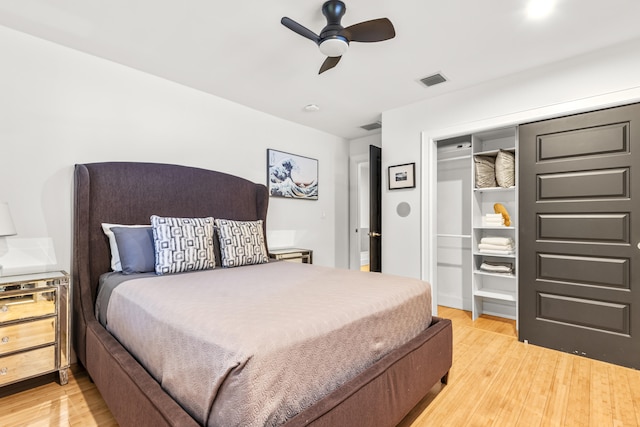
[281,1,396,74]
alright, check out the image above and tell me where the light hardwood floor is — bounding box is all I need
[0,366,117,427]
[399,306,640,427]
[1,307,638,426]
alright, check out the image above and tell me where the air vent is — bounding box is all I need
[420,73,447,87]
[360,121,382,131]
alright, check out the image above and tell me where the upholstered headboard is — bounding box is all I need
[72,162,268,366]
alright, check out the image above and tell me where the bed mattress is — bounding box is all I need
[97,261,432,427]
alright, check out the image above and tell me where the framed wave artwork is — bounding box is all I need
[267,149,318,200]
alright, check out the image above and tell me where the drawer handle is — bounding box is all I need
[1,336,8,344]
[0,305,7,312]
[0,367,7,376]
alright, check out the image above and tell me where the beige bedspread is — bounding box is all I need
[104,261,432,427]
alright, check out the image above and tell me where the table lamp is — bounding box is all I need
[0,202,16,276]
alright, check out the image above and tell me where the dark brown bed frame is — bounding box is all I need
[73,162,452,427]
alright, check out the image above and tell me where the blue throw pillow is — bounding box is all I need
[111,226,155,274]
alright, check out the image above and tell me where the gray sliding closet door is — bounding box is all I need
[518,102,640,369]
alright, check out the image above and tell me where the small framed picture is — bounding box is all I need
[388,163,416,190]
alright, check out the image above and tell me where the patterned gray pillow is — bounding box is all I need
[474,155,498,188]
[215,219,269,268]
[151,215,216,275]
[495,149,515,188]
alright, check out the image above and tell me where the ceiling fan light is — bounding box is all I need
[319,37,349,57]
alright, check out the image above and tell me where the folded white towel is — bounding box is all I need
[478,248,515,255]
[481,237,514,246]
[482,220,505,227]
[484,213,503,219]
[478,243,514,251]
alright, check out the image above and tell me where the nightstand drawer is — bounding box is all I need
[0,318,56,356]
[277,253,305,260]
[0,345,56,386]
[0,289,56,323]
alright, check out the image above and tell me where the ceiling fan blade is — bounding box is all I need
[281,17,320,44]
[342,18,395,42]
[319,56,342,74]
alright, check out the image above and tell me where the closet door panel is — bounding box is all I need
[519,102,640,369]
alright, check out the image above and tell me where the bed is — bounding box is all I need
[72,161,452,427]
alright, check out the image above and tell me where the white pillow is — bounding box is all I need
[101,223,150,272]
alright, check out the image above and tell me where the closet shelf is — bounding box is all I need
[473,270,516,279]
[473,186,515,193]
[474,288,517,302]
[473,251,516,258]
[474,147,516,157]
[471,127,518,323]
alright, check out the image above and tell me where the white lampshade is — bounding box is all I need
[319,37,349,57]
[0,202,16,237]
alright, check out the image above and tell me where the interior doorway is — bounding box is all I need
[349,144,382,272]
[358,161,370,271]
[349,154,371,271]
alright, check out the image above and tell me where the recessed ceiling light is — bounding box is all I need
[527,0,555,19]
[303,104,320,112]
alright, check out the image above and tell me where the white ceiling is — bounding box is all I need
[2,0,640,139]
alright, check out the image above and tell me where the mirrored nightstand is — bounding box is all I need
[0,271,70,387]
[269,248,313,264]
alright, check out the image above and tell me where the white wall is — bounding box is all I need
[0,25,349,275]
[332,143,350,269]
[349,133,381,158]
[381,37,640,287]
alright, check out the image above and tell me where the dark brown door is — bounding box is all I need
[518,102,640,369]
[369,145,382,272]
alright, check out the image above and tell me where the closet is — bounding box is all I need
[436,127,518,322]
[436,137,472,311]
